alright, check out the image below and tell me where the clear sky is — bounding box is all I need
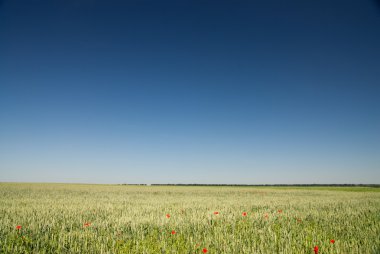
[0,0,379,184]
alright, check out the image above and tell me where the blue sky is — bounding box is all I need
[0,0,379,184]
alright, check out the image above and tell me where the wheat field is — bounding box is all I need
[0,183,379,253]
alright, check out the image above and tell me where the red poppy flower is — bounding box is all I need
[171,230,176,235]
[202,248,208,253]
[166,214,170,218]
[330,239,335,244]
[314,245,318,254]
[83,222,91,227]
[278,209,283,213]
[16,225,22,230]
[242,212,247,216]
[214,211,219,215]
[264,213,269,219]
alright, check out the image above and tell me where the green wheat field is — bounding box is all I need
[0,183,379,253]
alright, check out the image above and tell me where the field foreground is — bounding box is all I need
[0,183,379,253]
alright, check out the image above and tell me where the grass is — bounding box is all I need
[255,186,380,192]
[0,183,379,253]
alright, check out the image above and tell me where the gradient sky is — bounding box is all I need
[1,0,379,184]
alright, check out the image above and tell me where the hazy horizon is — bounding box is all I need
[1,0,379,184]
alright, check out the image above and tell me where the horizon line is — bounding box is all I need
[1,181,379,187]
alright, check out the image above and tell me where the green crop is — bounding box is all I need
[0,183,379,253]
